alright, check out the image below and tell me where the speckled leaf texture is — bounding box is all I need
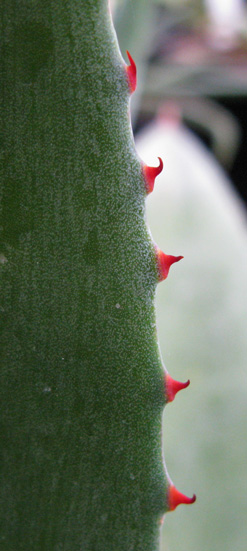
[0,2,192,550]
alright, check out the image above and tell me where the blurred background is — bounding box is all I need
[111,1,247,551]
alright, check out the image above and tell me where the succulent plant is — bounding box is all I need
[0,2,195,549]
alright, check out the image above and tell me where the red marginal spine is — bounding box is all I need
[168,485,196,512]
[156,249,183,281]
[165,373,190,403]
[126,51,137,93]
[143,157,163,194]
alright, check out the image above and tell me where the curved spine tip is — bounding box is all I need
[126,50,137,93]
[165,373,190,403]
[143,157,163,194]
[156,249,183,281]
[168,485,196,512]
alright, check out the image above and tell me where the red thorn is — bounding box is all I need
[156,249,183,281]
[126,51,137,93]
[165,373,190,403]
[143,157,163,194]
[168,485,196,512]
